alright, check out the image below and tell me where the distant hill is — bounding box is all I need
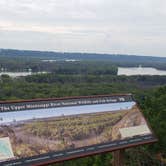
[0,49,166,69]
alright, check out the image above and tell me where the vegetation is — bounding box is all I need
[0,109,133,159]
[24,110,128,142]
[0,54,166,165]
[0,57,118,74]
[0,73,166,101]
[1,49,166,70]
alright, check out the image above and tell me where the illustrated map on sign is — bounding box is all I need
[0,137,14,161]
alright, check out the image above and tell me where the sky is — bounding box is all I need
[0,102,135,123]
[0,0,166,57]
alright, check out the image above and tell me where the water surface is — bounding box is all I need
[0,72,47,78]
[118,67,166,76]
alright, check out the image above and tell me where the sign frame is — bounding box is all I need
[0,94,158,166]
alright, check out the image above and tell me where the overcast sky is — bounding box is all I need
[0,0,166,57]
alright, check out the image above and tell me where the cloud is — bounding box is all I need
[0,0,166,56]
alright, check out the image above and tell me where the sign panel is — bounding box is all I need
[0,94,157,166]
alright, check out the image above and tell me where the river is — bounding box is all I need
[118,67,166,76]
[0,72,47,78]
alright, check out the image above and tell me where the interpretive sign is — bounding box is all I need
[0,94,157,166]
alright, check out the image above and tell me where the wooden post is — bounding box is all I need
[112,149,125,166]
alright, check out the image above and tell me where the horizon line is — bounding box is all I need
[0,48,165,58]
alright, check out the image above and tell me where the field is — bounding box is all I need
[0,104,149,160]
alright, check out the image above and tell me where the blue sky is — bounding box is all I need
[0,0,166,57]
[0,102,135,124]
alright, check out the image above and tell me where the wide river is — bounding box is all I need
[118,67,166,76]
